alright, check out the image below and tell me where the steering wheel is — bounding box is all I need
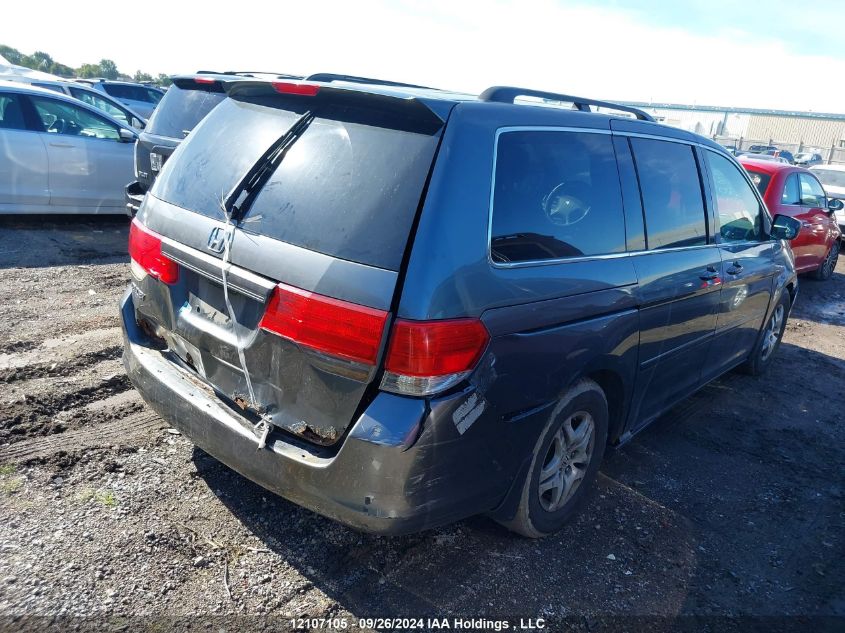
[542,182,591,226]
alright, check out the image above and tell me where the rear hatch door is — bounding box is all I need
[138,81,451,444]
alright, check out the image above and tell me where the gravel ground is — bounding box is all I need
[0,216,842,632]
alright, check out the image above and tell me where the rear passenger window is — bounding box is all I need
[630,138,707,249]
[705,151,764,243]
[490,130,626,263]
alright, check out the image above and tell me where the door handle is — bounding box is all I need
[726,262,744,275]
[699,265,721,282]
[49,142,74,148]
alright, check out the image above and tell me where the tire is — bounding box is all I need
[813,243,839,281]
[498,379,608,538]
[741,291,790,376]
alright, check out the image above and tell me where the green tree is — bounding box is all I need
[98,58,119,80]
[77,63,101,78]
[50,62,74,77]
[0,44,23,65]
[156,73,173,87]
[29,51,54,72]
[133,70,154,82]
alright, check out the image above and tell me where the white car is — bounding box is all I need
[810,164,845,235]
[0,81,137,214]
[0,76,146,130]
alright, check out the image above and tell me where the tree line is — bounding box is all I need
[0,44,171,85]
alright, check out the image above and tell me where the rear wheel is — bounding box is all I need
[741,291,790,376]
[498,379,608,538]
[813,242,839,280]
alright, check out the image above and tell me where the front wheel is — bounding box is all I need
[498,379,608,538]
[813,242,839,280]
[741,291,790,376]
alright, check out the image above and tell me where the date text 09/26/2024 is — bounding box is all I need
[289,617,547,630]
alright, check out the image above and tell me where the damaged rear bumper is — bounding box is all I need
[120,289,508,534]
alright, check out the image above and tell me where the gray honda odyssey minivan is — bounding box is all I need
[121,79,801,537]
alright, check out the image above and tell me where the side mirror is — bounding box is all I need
[770,214,802,241]
[828,198,844,212]
[130,117,145,130]
[118,128,136,143]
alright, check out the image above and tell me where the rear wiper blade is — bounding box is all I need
[222,110,315,221]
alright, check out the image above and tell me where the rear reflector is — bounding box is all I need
[128,219,178,284]
[272,82,320,96]
[381,319,489,396]
[259,283,388,365]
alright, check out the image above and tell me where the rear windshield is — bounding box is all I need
[146,84,226,139]
[152,96,441,270]
[743,168,772,196]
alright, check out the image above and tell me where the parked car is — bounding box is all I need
[747,144,778,154]
[739,152,789,164]
[741,157,841,279]
[810,163,845,236]
[125,71,301,214]
[765,148,794,164]
[77,79,164,118]
[0,76,146,129]
[122,80,802,537]
[795,152,823,167]
[0,82,137,214]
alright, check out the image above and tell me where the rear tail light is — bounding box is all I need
[272,82,320,96]
[259,283,388,365]
[194,77,216,84]
[128,219,178,284]
[381,319,490,396]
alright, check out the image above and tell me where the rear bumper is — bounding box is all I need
[120,288,508,534]
[125,181,146,215]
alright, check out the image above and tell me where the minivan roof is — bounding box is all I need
[223,78,727,151]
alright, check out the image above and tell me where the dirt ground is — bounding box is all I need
[0,215,842,632]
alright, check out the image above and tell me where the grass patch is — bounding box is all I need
[0,464,16,477]
[0,478,24,495]
[78,488,117,507]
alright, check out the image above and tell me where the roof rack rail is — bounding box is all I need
[478,86,655,122]
[304,73,436,90]
[196,70,303,79]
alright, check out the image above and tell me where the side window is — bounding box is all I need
[799,173,826,207]
[30,97,121,141]
[143,88,164,104]
[0,93,28,130]
[705,151,764,243]
[69,88,129,125]
[490,130,626,263]
[781,173,801,204]
[630,138,707,249]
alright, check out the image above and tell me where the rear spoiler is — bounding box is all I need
[224,80,454,131]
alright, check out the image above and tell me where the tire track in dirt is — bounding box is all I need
[0,410,166,463]
[0,345,122,383]
[1,371,134,445]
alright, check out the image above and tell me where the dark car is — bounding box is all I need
[121,79,802,537]
[765,148,794,164]
[125,71,302,214]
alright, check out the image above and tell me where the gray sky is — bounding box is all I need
[5,0,845,112]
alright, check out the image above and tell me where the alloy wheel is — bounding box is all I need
[538,411,595,512]
[760,304,785,362]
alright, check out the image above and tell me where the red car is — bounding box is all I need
[740,158,842,280]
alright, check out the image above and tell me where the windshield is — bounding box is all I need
[146,84,226,139]
[151,96,442,270]
[812,169,845,188]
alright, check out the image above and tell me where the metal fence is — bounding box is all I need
[712,135,845,165]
